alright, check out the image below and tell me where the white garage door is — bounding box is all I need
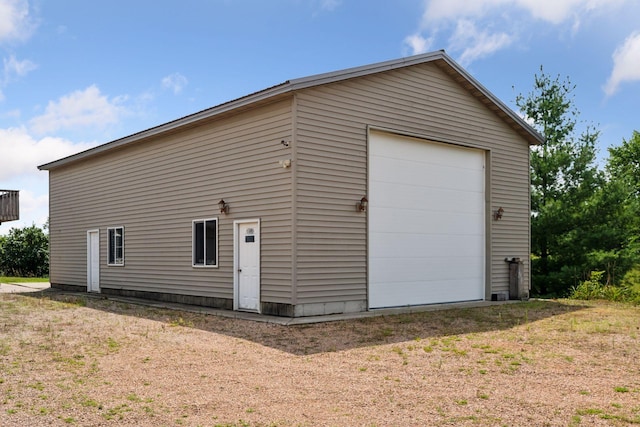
[369,131,485,308]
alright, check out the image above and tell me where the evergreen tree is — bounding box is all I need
[516,67,602,296]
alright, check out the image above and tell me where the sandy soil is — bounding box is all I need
[1,291,639,426]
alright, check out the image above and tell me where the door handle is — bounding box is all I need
[237,268,242,272]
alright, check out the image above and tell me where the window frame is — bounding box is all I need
[107,226,125,267]
[192,218,218,268]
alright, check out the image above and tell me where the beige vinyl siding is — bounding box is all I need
[49,99,293,303]
[294,62,530,303]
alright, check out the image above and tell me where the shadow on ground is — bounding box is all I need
[16,289,588,356]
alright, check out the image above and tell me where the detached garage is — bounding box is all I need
[39,50,542,318]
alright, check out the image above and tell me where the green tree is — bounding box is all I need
[608,130,640,196]
[0,225,49,277]
[586,130,640,284]
[516,67,602,296]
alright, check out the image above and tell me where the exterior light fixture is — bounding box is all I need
[218,199,229,214]
[356,196,368,212]
[494,207,504,220]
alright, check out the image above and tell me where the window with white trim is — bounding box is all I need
[193,219,218,267]
[107,226,124,266]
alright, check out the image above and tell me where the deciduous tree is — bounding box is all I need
[0,225,49,277]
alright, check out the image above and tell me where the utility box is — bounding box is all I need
[506,257,528,300]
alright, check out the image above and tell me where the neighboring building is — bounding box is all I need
[38,51,542,318]
[0,190,19,225]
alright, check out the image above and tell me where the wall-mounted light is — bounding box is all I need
[494,207,504,220]
[356,196,368,212]
[218,199,229,214]
[278,159,292,168]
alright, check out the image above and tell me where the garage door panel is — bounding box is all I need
[370,182,485,213]
[369,131,485,309]
[371,208,485,235]
[370,278,485,308]
[371,157,484,193]
[372,132,484,169]
[370,233,484,258]
[370,257,485,282]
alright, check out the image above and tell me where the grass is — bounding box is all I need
[0,276,49,283]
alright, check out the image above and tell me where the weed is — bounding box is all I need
[27,381,45,391]
[169,317,194,327]
[127,393,142,402]
[106,337,120,351]
[380,328,394,337]
[103,403,132,420]
[576,408,603,415]
[569,415,581,426]
[614,386,629,393]
[391,346,408,365]
[0,341,10,356]
[80,397,100,408]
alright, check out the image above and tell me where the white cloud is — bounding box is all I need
[422,0,620,25]
[449,20,512,66]
[0,0,35,43]
[0,54,36,100]
[411,0,627,65]
[3,54,36,81]
[320,0,341,11]
[0,126,97,180]
[0,127,95,234]
[161,72,188,95]
[422,0,504,24]
[603,31,640,96]
[404,33,433,55]
[29,85,125,134]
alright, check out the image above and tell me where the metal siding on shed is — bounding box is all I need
[48,99,293,303]
[294,62,530,305]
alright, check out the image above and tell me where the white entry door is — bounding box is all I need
[234,220,260,312]
[87,229,100,292]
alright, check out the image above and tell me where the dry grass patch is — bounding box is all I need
[1,293,639,426]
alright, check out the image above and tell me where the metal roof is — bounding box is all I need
[38,50,543,171]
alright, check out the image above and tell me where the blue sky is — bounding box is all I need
[1,0,639,234]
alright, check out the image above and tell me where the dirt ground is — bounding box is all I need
[1,291,639,426]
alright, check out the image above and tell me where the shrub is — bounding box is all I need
[570,270,640,304]
[0,225,49,277]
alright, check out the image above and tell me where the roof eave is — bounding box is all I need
[38,50,543,171]
[433,55,544,146]
[38,82,294,171]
